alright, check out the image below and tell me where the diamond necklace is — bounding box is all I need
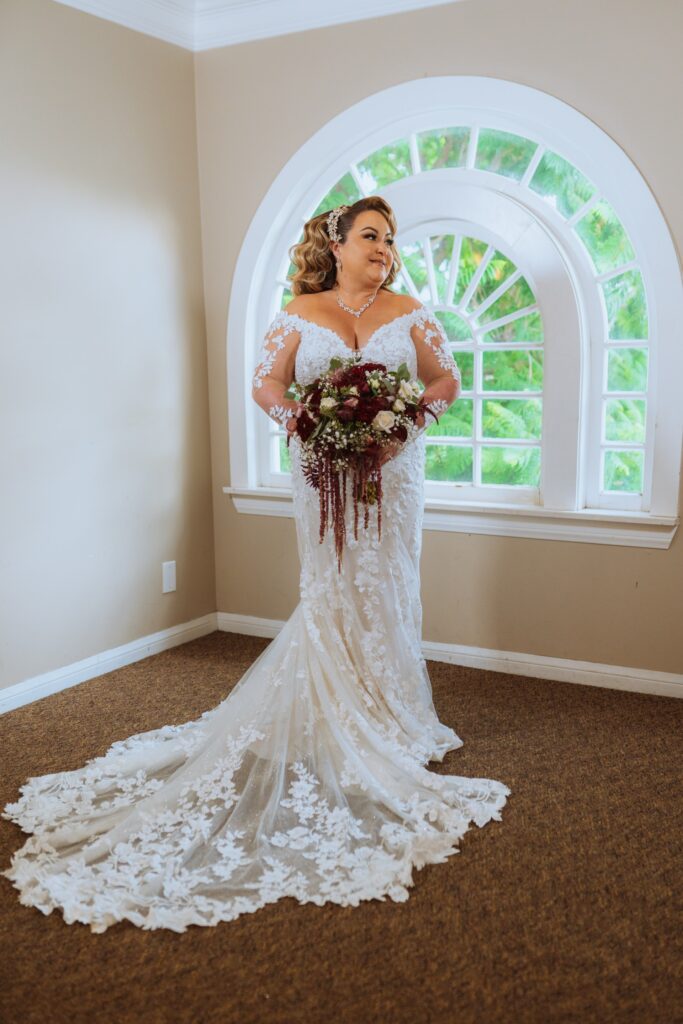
[334,284,381,319]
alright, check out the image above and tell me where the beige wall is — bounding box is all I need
[195,0,683,675]
[1,0,680,695]
[0,0,215,690]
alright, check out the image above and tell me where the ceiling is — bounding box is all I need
[53,0,467,51]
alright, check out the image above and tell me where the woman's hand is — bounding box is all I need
[378,443,400,467]
[378,438,404,466]
[285,401,305,436]
[377,408,429,466]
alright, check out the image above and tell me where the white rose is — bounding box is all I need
[346,385,359,396]
[372,410,396,432]
[392,398,406,412]
[398,380,413,399]
[320,396,338,411]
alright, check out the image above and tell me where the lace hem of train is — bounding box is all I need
[2,711,510,933]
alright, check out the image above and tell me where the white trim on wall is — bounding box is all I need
[52,0,195,49]
[0,614,217,715]
[223,489,678,547]
[4,610,678,714]
[51,0,471,50]
[216,612,683,700]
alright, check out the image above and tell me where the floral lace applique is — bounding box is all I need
[410,309,462,391]
[252,312,297,391]
[268,404,292,427]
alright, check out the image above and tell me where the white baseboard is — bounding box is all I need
[0,613,218,715]
[218,611,683,700]
[420,638,683,699]
[217,611,283,639]
[2,608,679,716]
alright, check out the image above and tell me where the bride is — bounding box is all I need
[1,196,510,933]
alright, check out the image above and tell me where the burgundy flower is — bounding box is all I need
[355,404,378,424]
[306,390,322,414]
[296,410,318,441]
[290,354,419,571]
[335,406,355,424]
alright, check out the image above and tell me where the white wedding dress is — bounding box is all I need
[2,303,510,933]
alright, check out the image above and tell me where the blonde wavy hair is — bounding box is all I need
[288,196,401,296]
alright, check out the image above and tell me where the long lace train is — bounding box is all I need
[1,309,510,932]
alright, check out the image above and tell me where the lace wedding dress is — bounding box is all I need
[2,303,510,933]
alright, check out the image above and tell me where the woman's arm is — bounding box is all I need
[251,314,302,434]
[379,308,461,464]
[411,308,461,433]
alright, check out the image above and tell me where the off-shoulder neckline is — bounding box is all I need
[276,304,428,355]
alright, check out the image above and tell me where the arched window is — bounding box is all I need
[226,77,682,548]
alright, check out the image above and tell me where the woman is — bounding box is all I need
[1,197,510,933]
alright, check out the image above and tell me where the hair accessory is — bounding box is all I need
[326,205,349,243]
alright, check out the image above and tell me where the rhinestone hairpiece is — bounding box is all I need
[326,205,348,243]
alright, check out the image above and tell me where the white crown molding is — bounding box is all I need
[53,0,196,49]
[193,0,467,51]
[52,0,470,51]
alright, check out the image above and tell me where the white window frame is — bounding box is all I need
[225,76,682,549]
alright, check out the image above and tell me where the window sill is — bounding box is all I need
[223,486,678,549]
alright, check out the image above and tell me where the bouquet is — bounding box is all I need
[283,355,440,571]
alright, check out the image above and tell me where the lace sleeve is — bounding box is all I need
[251,311,301,428]
[409,307,462,439]
[411,308,462,393]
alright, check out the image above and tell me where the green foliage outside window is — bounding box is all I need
[273,128,648,494]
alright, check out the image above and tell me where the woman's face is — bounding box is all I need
[333,210,395,287]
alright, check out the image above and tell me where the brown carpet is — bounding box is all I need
[0,631,681,1024]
